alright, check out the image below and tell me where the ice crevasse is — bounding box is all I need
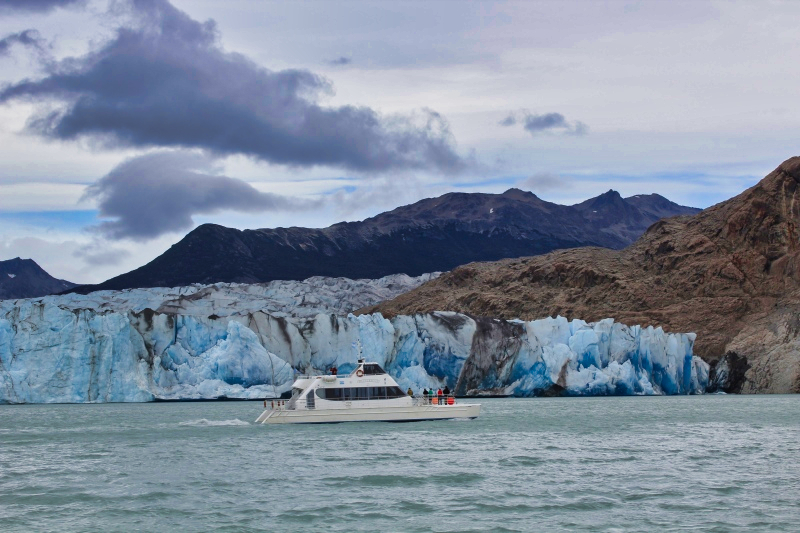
[0,297,708,403]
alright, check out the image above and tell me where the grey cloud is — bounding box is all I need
[83,150,321,241]
[0,0,85,13]
[331,176,428,218]
[0,0,465,174]
[498,115,516,127]
[0,29,46,56]
[73,242,131,266]
[328,56,351,66]
[523,113,568,132]
[571,121,588,136]
[500,111,587,136]
[519,172,572,193]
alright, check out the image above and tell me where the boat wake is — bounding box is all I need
[179,418,250,427]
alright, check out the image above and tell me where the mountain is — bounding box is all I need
[71,188,698,293]
[573,190,662,244]
[0,258,76,300]
[363,157,800,395]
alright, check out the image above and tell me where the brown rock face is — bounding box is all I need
[363,157,800,394]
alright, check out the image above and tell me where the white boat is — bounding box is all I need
[255,359,480,424]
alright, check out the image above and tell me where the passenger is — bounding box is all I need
[331,366,338,376]
[407,387,413,397]
[443,385,451,397]
[422,388,429,403]
[437,388,443,404]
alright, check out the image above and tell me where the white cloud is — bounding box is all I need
[0,227,178,284]
[0,182,90,211]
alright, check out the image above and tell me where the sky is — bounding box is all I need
[0,0,798,284]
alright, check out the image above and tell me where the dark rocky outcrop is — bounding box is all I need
[0,257,76,300]
[708,352,751,394]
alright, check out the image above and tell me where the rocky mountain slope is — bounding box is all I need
[71,189,698,293]
[0,258,76,300]
[363,157,800,395]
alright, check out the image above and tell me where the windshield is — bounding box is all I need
[361,363,387,375]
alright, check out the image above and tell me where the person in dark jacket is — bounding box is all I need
[443,385,450,396]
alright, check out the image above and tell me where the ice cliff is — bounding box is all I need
[0,277,708,403]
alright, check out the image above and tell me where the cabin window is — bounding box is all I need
[318,386,406,401]
[387,386,405,398]
[361,364,387,375]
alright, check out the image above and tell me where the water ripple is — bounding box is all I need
[1,396,799,531]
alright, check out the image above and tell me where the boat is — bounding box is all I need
[255,359,480,424]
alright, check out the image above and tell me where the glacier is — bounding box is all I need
[22,272,440,319]
[0,276,709,403]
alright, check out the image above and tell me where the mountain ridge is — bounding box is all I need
[69,187,699,294]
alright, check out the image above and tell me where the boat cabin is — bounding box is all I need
[285,359,410,410]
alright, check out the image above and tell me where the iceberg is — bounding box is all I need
[0,280,708,403]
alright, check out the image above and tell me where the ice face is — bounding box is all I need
[0,284,709,403]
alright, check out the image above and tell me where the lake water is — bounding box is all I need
[1,395,799,532]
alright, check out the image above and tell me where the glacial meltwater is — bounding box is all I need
[1,396,799,532]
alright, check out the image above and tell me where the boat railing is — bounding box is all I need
[412,394,458,406]
[262,394,460,411]
[262,399,295,411]
[293,374,347,380]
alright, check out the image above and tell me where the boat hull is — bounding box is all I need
[256,403,480,424]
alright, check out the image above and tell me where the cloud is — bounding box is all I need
[518,172,572,193]
[331,177,426,217]
[73,241,131,266]
[82,150,321,240]
[0,0,465,174]
[499,111,587,136]
[0,29,47,56]
[498,114,517,127]
[0,0,86,14]
[0,231,179,284]
[327,56,351,66]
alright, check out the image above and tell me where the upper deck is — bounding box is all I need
[292,359,391,387]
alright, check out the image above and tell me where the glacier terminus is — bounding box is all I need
[0,275,709,404]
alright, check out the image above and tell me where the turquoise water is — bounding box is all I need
[1,396,799,532]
